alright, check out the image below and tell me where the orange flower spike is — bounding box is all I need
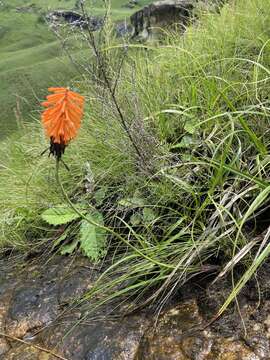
[41,87,85,159]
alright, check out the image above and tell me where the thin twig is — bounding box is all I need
[0,332,68,360]
[112,50,126,96]
[51,25,85,77]
[80,2,145,162]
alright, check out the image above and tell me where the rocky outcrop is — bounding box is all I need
[137,299,270,359]
[1,256,270,359]
[46,10,103,31]
[130,0,195,39]
[130,0,226,39]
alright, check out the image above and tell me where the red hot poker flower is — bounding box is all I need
[41,87,85,159]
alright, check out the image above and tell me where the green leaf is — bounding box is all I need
[170,136,194,149]
[52,232,68,249]
[184,118,197,134]
[60,239,79,255]
[143,208,156,223]
[94,186,108,206]
[118,197,145,208]
[130,213,142,226]
[41,205,83,226]
[79,212,107,262]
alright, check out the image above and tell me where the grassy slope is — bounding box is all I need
[0,0,270,310]
[0,0,149,138]
[0,7,72,136]
[6,0,151,18]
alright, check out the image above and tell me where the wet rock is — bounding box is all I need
[207,338,260,360]
[137,298,265,360]
[1,256,270,360]
[236,301,270,358]
[0,256,149,360]
[137,299,212,359]
[58,267,96,305]
[0,339,9,357]
[6,280,58,338]
[0,305,9,354]
[4,258,97,339]
[246,335,270,359]
[3,345,43,360]
[41,313,149,360]
[206,298,270,359]
[0,269,20,355]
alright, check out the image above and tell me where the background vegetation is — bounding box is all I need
[1,0,270,311]
[0,0,149,137]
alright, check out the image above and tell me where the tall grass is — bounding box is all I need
[1,0,270,313]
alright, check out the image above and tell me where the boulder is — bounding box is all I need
[115,21,133,37]
[46,10,103,31]
[130,0,195,39]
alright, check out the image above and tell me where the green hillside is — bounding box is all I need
[0,0,148,138]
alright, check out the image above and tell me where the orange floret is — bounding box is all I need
[41,87,85,159]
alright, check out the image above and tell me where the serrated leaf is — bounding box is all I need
[41,205,83,226]
[79,212,107,262]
